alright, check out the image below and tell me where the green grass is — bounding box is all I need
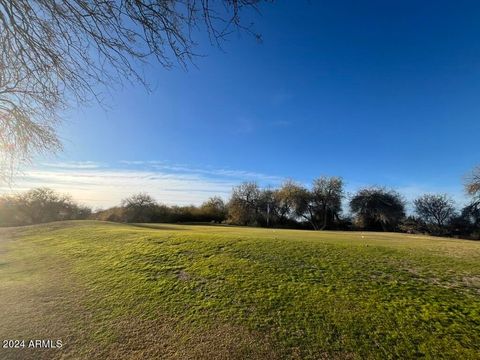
[1,221,480,359]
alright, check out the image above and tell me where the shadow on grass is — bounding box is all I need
[127,223,189,231]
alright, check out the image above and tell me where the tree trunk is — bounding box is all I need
[320,205,328,230]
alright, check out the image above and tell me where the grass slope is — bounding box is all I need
[1,221,480,359]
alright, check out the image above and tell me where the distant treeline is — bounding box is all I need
[1,166,479,239]
[0,188,92,226]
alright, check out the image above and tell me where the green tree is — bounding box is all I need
[228,182,261,226]
[276,180,304,224]
[200,197,227,223]
[311,176,344,230]
[350,187,405,231]
[276,181,319,229]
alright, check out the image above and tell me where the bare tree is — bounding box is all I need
[121,192,158,222]
[463,165,480,236]
[0,187,91,226]
[277,177,344,230]
[0,0,268,179]
[311,176,343,230]
[413,194,455,228]
[466,165,480,201]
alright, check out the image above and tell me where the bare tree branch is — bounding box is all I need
[0,0,269,181]
[466,165,480,198]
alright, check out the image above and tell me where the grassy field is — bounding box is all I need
[1,221,479,359]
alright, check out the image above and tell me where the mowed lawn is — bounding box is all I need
[1,221,480,359]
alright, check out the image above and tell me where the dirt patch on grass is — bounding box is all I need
[81,316,282,360]
[176,269,191,281]
[402,266,480,294]
[462,276,480,292]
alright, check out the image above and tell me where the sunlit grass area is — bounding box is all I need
[1,221,480,359]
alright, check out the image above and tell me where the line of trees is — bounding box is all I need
[94,194,227,224]
[1,166,479,239]
[0,188,91,226]
[227,178,345,230]
[222,177,480,238]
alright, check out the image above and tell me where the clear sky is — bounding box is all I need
[7,1,480,209]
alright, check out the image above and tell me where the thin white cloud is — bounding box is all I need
[148,163,282,182]
[1,161,284,209]
[42,161,103,169]
[118,160,169,166]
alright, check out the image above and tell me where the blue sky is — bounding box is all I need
[8,1,480,208]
